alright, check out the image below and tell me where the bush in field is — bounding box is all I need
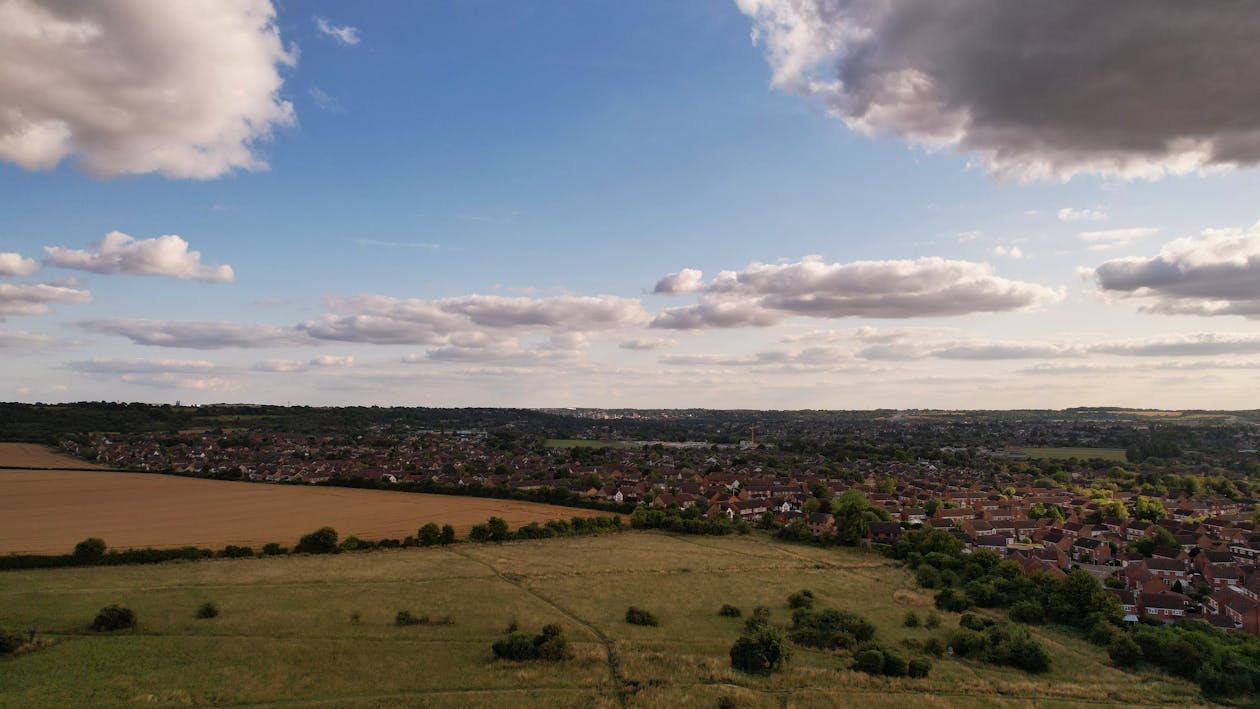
[296,527,339,554]
[1108,636,1141,667]
[924,611,941,629]
[908,657,932,678]
[262,543,287,555]
[744,606,771,632]
[903,610,920,627]
[395,610,425,627]
[195,602,219,619]
[491,624,568,661]
[0,629,24,655]
[91,605,137,632]
[853,648,885,674]
[439,524,456,545]
[787,589,816,609]
[923,636,945,657]
[948,622,1051,673]
[469,523,491,542]
[789,607,875,651]
[719,604,742,618]
[1008,600,1045,625]
[218,545,254,558]
[417,523,442,546]
[625,606,659,626]
[730,625,792,675]
[74,537,106,561]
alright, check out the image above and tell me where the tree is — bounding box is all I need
[487,517,510,542]
[729,625,792,675]
[91,605,137,632]
[1134,496,1169,523]
[74,537,106,561]
[417,523,441,546]
[296,527,339,554]
[439,524,456,545]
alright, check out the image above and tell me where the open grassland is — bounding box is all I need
[0,445,599,555]
[545,439,639,449]
[1019,447,1128,462]
[0,532,1204,708]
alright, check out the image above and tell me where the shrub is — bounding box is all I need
[0,629,24,655]
[915,565,942,589]
[396,610,425,627]
[261,542,287,555]
[340,536,363,551]
[903,610,920,628]
[417,523,442,546]
[195,602,219,619]
[295,527,338,554]
[743,605,771,632]
[853,648,885,674]
[1089,620,1121,646]
[924,611,941,629]
[1008,600,1045,625]
[908,657,932,678]
[787,589,816,609]
[625,606,659,626]
[439,524,456,544]
[469,523,491,542]
[923,636,945,657]
[74,537,106,560]
[729,625,792,675]
[934,588,971,613]
[882,650,908,677]
[349,611,361,624]
[219,545,254,558]
[492,625,568,661]
[719,604,742,618]
[959,613,993,631]
[1109,636,1141,668]
[790,607,876,650]
[91,605,137,632]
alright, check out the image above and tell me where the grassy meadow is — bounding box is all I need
[0,531,1204,708]
[1019,447,1128,462]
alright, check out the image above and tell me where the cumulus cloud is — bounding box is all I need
[315,16,359,46]
[303,293,648,345]
[653,268,706,295]
[79,319,306,349]
[0,0,295,178]
[992,245,1023,260]
[1079,227,1160,251]
[311,354,353,368]
[650,256,1061,329]
[737,0,1260,180]
[1090,221,1260,318]
[44,231,234,281]
[0,282,91,316]
[1058,207,1108,223]
[0,252,38,277]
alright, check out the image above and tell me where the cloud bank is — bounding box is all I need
[737,0,1260,180]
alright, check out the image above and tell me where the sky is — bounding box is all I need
[2,0,1260,410]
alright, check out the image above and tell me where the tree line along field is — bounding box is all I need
[0,444,600,555]
[0,532,1202,708]
[1018,447,1129,462]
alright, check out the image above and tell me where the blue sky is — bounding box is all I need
[3,0,1260,408]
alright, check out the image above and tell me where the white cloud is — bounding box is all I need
[1058,207,1107,223]
[1078,227,1160,251]
[79,319,306,348]
[653,268,706,294]
[69,358,220,375]
[0,282,91,316]
[0,252,38,277]
[45,231,234,282]
[315,16,360,46]
[1090,333,1260,357]
[0,0,295,178]
[1091,221,1260,318]
[737,0,1260,180]
[311,354,353,368]
[992,245,1024,260]
[650,256,1061,329]
[252,358,307,373]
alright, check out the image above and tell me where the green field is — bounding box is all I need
[1019,447,1128,462]
[0,532,1200,707]
[544,439,639,449]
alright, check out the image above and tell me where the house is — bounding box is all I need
[1140,591,1190,621]
[865,522,902,544]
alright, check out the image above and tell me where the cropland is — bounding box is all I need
[1018,447,1128,462]
[0,444,599,555]
[0,532,1202,708]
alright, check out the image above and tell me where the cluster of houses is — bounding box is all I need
[65,430,1260,633]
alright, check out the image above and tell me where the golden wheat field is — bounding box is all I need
[0,443,603,555]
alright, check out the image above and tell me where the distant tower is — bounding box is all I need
[750,424,756,446]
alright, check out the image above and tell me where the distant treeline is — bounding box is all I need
[318,476,637,515]
[0,546,212,571]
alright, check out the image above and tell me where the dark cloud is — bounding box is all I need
[738,0,1260,180]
